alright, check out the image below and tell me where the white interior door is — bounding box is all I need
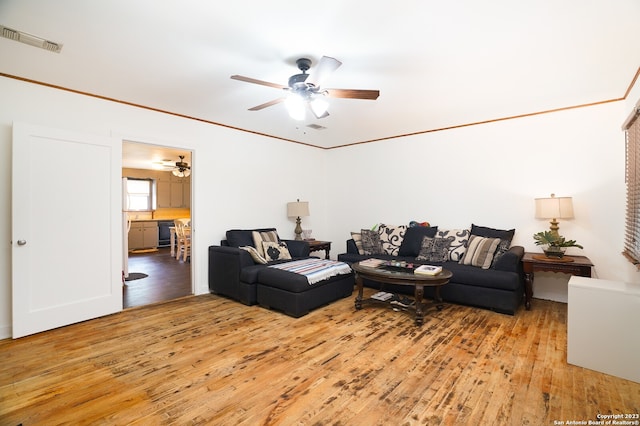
[12,122,123,338]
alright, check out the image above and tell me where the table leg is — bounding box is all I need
[524,272,533,310]
[354,274,363,310]
[435,286,444,311]
[414,284,424,326]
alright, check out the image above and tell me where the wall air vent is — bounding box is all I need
[0,25,63,53]
[307,124,326,130]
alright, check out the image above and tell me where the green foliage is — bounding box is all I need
[533,231,584,249]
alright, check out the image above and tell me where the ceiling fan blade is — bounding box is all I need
[248,98,286,111]
[310,108,329,119]
[231,75,287,90]
[306,56,342,87]
[325,88,380,100]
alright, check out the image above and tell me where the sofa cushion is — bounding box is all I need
[492,239,512,267]
[470,224,515,240]
[398,226,439,257]
[470,224,515,267]
[350,231,365,255]
[252,230,279,257]
[416,236,455,262]
[258,266,354,293]
[459,235,501,269]
[239,264,269,284]
[226,230,255,247]
[240,246,267,264]
[436,228,470,261]
[226,228,278,248]
[442,261,522,291]
[263,241,292,262]
[361,229,384,255]
[377,224,407,256]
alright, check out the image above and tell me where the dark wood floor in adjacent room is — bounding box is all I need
[123,247,192,308]
[1,290,638,425]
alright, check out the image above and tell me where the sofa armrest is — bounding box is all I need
[208,245,256,296]
[492,245,525,272]
[210,245,256,267]
[283,239,310,258]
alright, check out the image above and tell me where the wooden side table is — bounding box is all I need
[521,252,593,310]
[306,240,331,259]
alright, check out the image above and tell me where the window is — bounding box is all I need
[126,178,154,211]
[623,104,640,268]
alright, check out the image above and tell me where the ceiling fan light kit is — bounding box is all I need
[309,96,329,118]
[172,155,191,178]
[231,56,379,121]
[285,94,306,120]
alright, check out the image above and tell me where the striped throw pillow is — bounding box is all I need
[459,235,501,269]
[252,230,279,257]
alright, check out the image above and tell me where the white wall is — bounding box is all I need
[325,99,639,302]
[0,77,327,338]
[1,75,638,338]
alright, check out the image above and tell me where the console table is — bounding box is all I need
[306,240,331,259]
[521,252,593,310]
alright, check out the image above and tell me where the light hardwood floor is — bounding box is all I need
[1,291,638,425]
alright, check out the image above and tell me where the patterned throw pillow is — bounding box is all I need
[262,241,292,262]
[377,224,407,256]
[436,229,470,261]
[492,239,512,267]
[459,235,501,269]
[252,230,279,257]
[351,231,365,255]
[416,236,455,262]
[240,246,267,264]
[360,229,383,255]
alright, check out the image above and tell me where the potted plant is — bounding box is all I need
[533,231,584,259]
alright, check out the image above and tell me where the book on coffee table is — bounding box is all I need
[414,265,443,276]
[360,258,386,268]
[371,291,394,301]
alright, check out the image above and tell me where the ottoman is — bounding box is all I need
[256,262,355,318]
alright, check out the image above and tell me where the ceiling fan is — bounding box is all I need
[171,155,191,178]
[231,56,380,120]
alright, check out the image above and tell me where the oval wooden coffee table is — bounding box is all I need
[352,261,453,326]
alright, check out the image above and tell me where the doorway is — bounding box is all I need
[122,141,193,308]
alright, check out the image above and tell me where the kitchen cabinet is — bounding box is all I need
[128,221,159,250]
[157,174,190,208]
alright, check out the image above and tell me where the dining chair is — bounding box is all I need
[174,219,191,261]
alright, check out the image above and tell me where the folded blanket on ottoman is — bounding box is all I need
[269,258,352,284]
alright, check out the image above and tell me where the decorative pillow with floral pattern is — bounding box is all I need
[377,224,407,256]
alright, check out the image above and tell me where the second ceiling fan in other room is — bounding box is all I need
[231,56,380,120]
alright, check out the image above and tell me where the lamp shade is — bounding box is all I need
[287,201,309,218]
[535,194,574,219]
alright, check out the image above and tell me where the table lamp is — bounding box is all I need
[535,193,574,237]
[287,199,309,240]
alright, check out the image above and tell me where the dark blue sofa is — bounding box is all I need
[208,228,354,317]
[337,229,525,315]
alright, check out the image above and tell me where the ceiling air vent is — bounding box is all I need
[0,25,63,53]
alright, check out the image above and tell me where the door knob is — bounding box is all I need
[17,240,27,245]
